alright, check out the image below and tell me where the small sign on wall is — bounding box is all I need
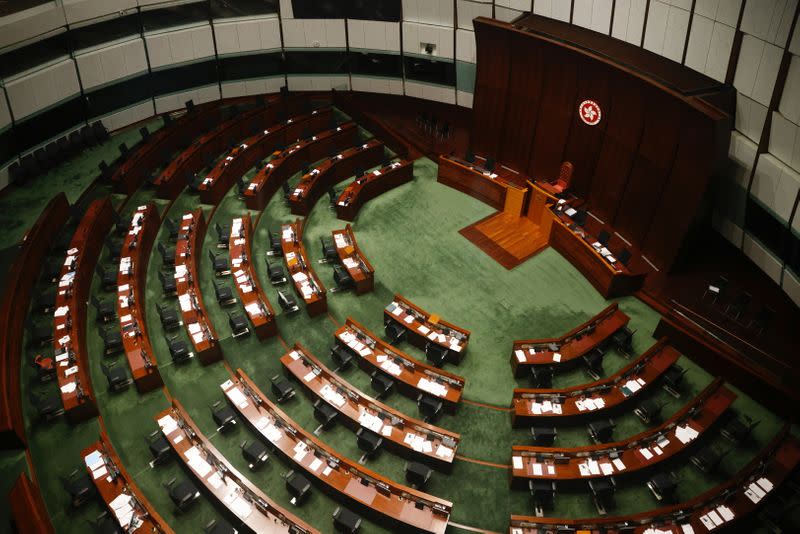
[578,100,602,126]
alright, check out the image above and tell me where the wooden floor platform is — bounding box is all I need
[459,212,549,270]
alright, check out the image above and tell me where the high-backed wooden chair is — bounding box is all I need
[552,161,574,193]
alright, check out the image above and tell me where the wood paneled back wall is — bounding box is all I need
[470,16,732,272]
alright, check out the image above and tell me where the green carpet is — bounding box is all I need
[1,112,789,534]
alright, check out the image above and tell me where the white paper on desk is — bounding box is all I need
[230,496,252,519]
[552,353,561,362]
[547,465,555,475]
[65,365,79,376]
[90,465,108,480]
[680,525,695,534]
[587,459,600,475]
[403,315,414,324]
[699,515,715,530]
[84,450,104,471]
[60,382,76,393]
[745,488,761,503]
[612,458,626,471]
[512,456,523,470]
[418,325,430,335]
[381,425,392,436]
[532,463,543,476]
[323,466,333,476]
[600,463,613,475]
[423,439,433,452]
[391,306,402,316]
[207,472,224,489]
[639,447,653,460]
[227,387,248,408]
[515,350,525,362]
[303,371,316,382]
[707,510,724,526]
[435,445,453,458]
[309,458,323,472]
[578,463,591,476]
[188,456,212,478]
[716,505,734,522]
[54,306,69,317]
[179,294,192,312]
[552,403,562,414]
[756,477,774,493]
[653,446,663,455]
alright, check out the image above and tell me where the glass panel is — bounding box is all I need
[0,34,71,79]
[285,51,348,75]
[211,0,278,19]
[85,73,152,118]
[14,97,86,153]
[70,14,141,51]
[220,52,284,80]
[141,3,209,32]
[150,60,218,96]
[744,197,789,260]
[404,56,456,86]
[349,52,402,78]
[290,0,400,21]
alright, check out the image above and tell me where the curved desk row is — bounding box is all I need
[334,318,465,412]
[230,214,277,338]
[54,197,112,422]
[437,154,528,215]
[509,426,800,533]
[174,210,222,364]
[281,219,327,317]
[8,473,54,533]
[384,294,470,364]
[156,400,319,534]
[510,379,736,488]
[82,430,173,533]
[244,122,358,211]
[117,203,163,392]
[512,339,680,426]
[332,225,374,295]
[222,369,453,534]
[335,160,414,221]
[511,302,629,377]
[281,343,460,471]
[198,106,333,205]
[288,139,385,216]
[1,193,69,448]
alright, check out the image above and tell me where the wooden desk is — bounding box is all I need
[332,225,374,294]
[230,214,277,339]
[117,203,163,393]
[336,160,414,221]
[174,210,222,364]
[8,473,54,534]
[281,343,460,471]
[1,193,68,448]
[280,219,327,317]
[548,206,647,298]
[82,430,173,533]
[437,155,528,215]
[509,426,800,533]
[512,339,679,426]
[510,379,735,489]
[288,139,385,216]
[222,369,453,534]
[156,400,318,534]
[244,122,359,211]
[510,302,629,378]
[198,107,333,205]
[54,197,112,422]
[384,295,470,364]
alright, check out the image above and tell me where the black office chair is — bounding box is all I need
[588,419,615,443]
[748,305,774,336]
[211,400,237,432]
[158,242,175,266]
[102,327,123,356]
[264,375,293,405]
[634,399,664,424]
[228,312,249,338]
[35,287,57,314]
[690,444,729,473]
[215,223,231,249]
[597,230,611,247]
[313,399,338,433]
[617,248,632,266]
[208,250,230,276]
[61,468,96,508]
[101,361,130,392]
[424,342,449,368]
[530,365,553,388]
[31,355,56,383]
[159,271,177,296]
[573,209,588,227]
[277,290,300,314]
[214,281,236,306]
[726,291,752,320]
[417,394,443,423]
[285,470,311,506]
[185,99,196,112]
[611,326,635,356]
[531,426,557,446]
[662,364,686,397]
[241,439,269,470]
[157,303,180,331]
[588,476,616,515]
[166,335,191,364]
[721,413,759,446]
[204,518,237,534]
[582,348,604,380]
[647,472,678,502]
[163,218,180,242]
[139,126,150,141]
[331,344,354,371]
[92,296,116,323]
[333,506,362,533]
[383,320,406,345]
[356,427,383,463]
[265,256,287,284]
[485,156,495,172]
[404,461,432,489]
[332,265,354,292]
[703,275,729,304]
[88,511,121,534]
[164,477,200,513]
[320,236,338,263]
[145,430,172,466]
[96,265,117,291]
[529,480,557,516]
[370,371,395,399]
[41,257,62,283]
[30,391,64,422]
[27,321,53,347]
[268,229,282,256]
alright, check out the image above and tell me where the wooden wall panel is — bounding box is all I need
[561,57,613,197]
[498,33,544,171]
[527,45,578,181]
[587,73,647,223]
[471,24,511,158]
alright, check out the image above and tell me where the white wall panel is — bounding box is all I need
[0,3,67,50]
[743,233,784,283]
[534,0,572,22]
[735,93,768,143]
[729,131,758,188]
[778,55,800,125]
[221,77,285,98]
[287,75,350,91]
[494,6,525,22]
[6,60,81,120]
[457,90,474,108]
[146,25,215,69]
[405,81,456,104]
[782,268,800,307]
[573,0,613,34]
[403,22,455,59]
[456,29,477,63]
[712,212,745,246]
[644,2,690,62]
[0,93,11,130]
[612,0,648,45]
[350,76,404,95]
[457,0,493,30]
[770,112,800,171]
[278,0,293,19]
[213,17,281,55]
[76,38,147,90]
[347,20,401,52]
[734,35,783,106]
[98,99,154,131]
[791,18,800,55]
[740,0,797,46]
[154,84,219,114]
[282,19,346,48]
[694,0,742,27]
[62,0,137,24]
[403,0,455,27]
[751,154,800,223]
